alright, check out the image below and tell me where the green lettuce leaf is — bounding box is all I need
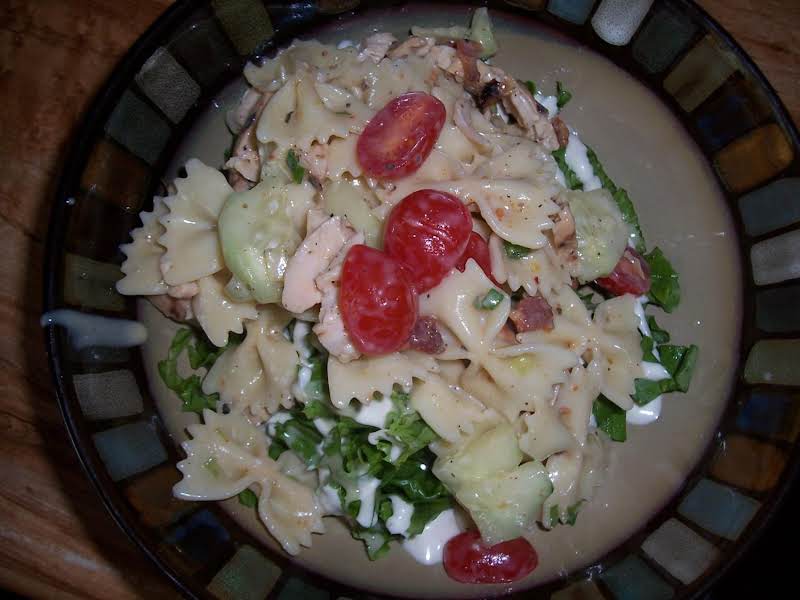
[551,147,583,190]
[584,146,646,252]
[158,328,221,414]
[556,81,572,108]
[407,497,453,537]
[645,248,681,312]
[592,395,626,442]
[503,240,533,259]
[647,315,670,344]
[286,149,306,184]
[237,488,258,508]
[351,526,393,560]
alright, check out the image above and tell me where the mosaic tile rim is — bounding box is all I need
[42,1,800,599]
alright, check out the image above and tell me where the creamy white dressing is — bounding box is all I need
[41,309,147,349]
[367,430,403,462]
[628,296,666,425]
[313,417,336,436]
[354,396,394,428]
[626,397,662,425]
[355,476,381,528]
[401,509,462,565]
[534,92,558,118]
[385,495,414,536]
[633,296,652,337]
[642,362,671,381]
[266,411,293,436]
[318,483,343,515]
[564,133,602,191]
[292,320,313,360]
[293,365,313,402]
[337,39,355,49]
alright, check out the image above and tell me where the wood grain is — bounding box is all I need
[0,1,797,598]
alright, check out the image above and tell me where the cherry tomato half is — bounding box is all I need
[384,189,472,293]
[456,231,499,285]
[444,531,538,584]
[356,92,446,180]
[595,247,651,296]
[339,245,418,355]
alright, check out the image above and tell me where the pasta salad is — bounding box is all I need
[117,8,698,585]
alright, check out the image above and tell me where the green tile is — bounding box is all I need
[744,339,800,385]
[104,90,171,165]
[664,35,737,112]
[547,0,595,25]
[74,369,143,420]
[208,545,282,600]
[92,421,167,481]
[64,253,125,312]
[632,2,696,73]
[212,0,274,55]
[756,284,800,333]
[277,576,329,600]
[600,554,673,600]
[678,478,760,540]
[739,178,800,237]
[135,47,201,123]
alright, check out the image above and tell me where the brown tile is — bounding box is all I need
[80,139,151,213]
[710,433,787,492]
[125,464,194,529]
[714,123,794,193]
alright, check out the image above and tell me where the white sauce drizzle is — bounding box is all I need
[367,430,403,462]
[354,396,394,428]
[385,495,414,536]
[41,309,147,349]
[534,92,559,118]
[564,133,602,191]
[627,296,666,425]
[313,417,336,436]
[355,476,381,528]
[318,483,343,516]
[626,398,662,425]
[266,411,292,436]
[401,509,462,565]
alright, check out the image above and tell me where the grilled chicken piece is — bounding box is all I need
[282,216,356,314]
[313,233,365,362]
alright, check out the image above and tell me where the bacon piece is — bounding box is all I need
[552,117,570,149]
[407,316,445,354]
[509,295,554,333]
[596,247,651,296]
[456,40,483,94]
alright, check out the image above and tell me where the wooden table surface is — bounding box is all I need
[1,1,798,598]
